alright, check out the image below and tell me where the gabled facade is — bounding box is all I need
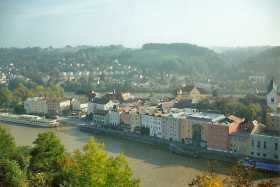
[176,85,208,103]
[266,79,279,112]
[88,97,117,114]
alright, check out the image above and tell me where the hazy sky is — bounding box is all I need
[0,0,279,48]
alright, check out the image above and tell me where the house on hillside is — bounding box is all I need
[176,85,208,103]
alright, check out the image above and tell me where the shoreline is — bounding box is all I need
[79,125,240,164]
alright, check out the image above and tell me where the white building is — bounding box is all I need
[250,129,280,161]
[71,97,88,112]
[24,97,48,115]
[47,98,71,114]
[108,111,121,126]
[161,113,192,142]
[88,97,117,114]
[140,113,162,138]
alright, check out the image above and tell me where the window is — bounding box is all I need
[257,141,261,148]
[263,141,266,149]
[251,152,254,155]
[271,97,274,103]
[263,153,266,157]
[251,140,254,146]
[257,153,260,156]
[274,155,278,159]
[275,143,278,151]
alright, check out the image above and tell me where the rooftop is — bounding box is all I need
[186,112,225,122]
[91,96,111,104]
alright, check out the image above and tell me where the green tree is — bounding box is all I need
[0,159,28,187]
[14,83,33,101]
[60,138,140,187]
[30,132,65,172]
[47,85,64,98]
[11,146,31,173]
[34,85,45,97]
[0,87,14,107]
[0,126,16,159]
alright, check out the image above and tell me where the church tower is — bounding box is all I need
[266,79,278,112]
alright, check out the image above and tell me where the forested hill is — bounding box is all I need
[0,43,279,82]
[118,43,224,76]
[0,43,225,78]
[213,46,270,65]
[241,47,280,77]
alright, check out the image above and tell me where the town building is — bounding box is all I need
[71,96,88,112]
[140,113,162,138]
[47,98,71,115]
[229,121,254,156]
[206,115,244,152]
[266,113,280,134]
[88,96,117,114]
[176,85,208,103]
[24,97,48,115]
[187,112,243,151]
[248,74,266,85]
[250,123,280,161]
[0,72,7,84]
[92,110,109,127]
[266,79,280,113]
[108,110,121,127]
[161,113,192,143]
[129,111,141,131]
[186,112,225,148]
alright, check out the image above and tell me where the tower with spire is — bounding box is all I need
[266,78,278,112]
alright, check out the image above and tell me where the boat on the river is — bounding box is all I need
[0,113,59,128]
[242,158,280,172]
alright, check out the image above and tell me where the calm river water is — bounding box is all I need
[0,123,234,187]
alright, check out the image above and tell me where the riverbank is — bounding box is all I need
[1,123,235,187]
[79,125,240,164]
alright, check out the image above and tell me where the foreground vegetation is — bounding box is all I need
[0,126,140,187]
[190,162,279,187]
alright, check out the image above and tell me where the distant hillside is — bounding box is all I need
[241,47,280,78]
[214,46,271,65]
[118,43,224,76]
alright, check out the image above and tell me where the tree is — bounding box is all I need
[29,132,65,186]
[11,146,31,173]
[14,83,33,101]
[0,159,28,187]
[29,132,65,173]
[189,174,224,187]
[0,126,16,159]
[47,85,64,98]
[59,138,140,187]
[0,87,14,107]
[257,180,279,187]
[34,85,45,97]
[189,161,224,187]
[230,164,255,187]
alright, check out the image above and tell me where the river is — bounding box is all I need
[0,123,233,187]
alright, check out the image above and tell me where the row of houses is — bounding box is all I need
[87,93,280,162]
[24,96,88,115]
